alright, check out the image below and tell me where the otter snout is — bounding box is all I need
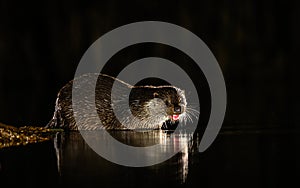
[169,106,182,121]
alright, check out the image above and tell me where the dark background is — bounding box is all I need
[1,1,300,188]
[0,0,299,130]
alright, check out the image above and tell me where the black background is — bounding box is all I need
[0,0,299,130]
[0,1,300,187]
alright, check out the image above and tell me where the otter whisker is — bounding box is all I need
[187,113,194,123]
[186,107,200,117]
[182,105,199,124]
[186,111,199,119]
[186,107,200,114]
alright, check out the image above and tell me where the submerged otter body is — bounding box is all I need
[46,73,188,131]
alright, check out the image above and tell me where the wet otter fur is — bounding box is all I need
[46,73,193,131]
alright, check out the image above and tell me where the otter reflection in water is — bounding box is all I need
[47,73,199,131]
[54,130,197,184]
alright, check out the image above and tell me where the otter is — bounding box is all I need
[1,73,199,148]
[46,73,191,131]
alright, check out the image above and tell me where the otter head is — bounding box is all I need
[128,85,187,129]
[151,86,187,124]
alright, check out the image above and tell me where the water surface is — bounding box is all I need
[0,128,299,187]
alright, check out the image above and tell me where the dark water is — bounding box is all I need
[0,129,299,188]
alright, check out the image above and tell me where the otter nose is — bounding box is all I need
[174,106,181,113]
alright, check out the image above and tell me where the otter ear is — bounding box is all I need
[153,92,159,98]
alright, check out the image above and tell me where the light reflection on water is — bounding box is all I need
[1,128,298,187]
[54,130,197,184]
